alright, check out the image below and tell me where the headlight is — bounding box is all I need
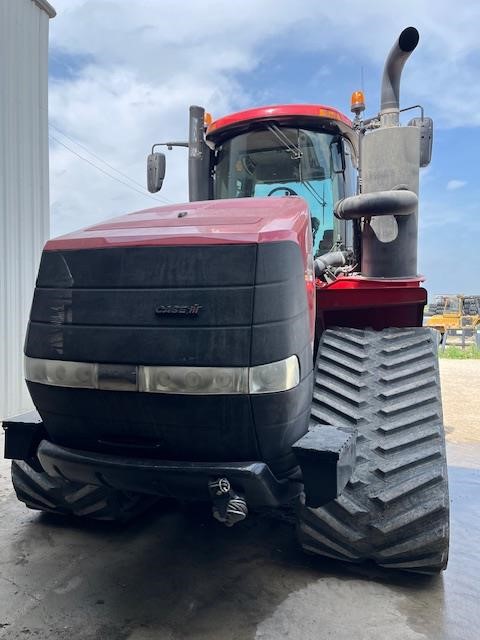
[249,355,299,394]
[25,357,97,389]
[25,355,300,395]
[139,365,249,395]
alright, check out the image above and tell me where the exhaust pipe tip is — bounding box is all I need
[398,26,419,53]
[380,27,420,118]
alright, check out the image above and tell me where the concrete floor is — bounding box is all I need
[0,361,479,639]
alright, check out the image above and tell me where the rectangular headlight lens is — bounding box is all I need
[249,355,300,394]
[25,357,97,389]
[139,365,249,395]
[25,356,300,395]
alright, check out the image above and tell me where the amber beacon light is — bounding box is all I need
[350,90,365,116]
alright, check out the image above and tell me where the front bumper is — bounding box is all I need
[36,439,301,508]
[3,412,357,510]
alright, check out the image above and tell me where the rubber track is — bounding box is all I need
[11,460,157,522]
[297,327,449,573]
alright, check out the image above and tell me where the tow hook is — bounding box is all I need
[208,477,248,527]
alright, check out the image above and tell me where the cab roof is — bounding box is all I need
[206,104,356,150]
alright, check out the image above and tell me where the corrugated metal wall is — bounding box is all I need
[0,0,53,419]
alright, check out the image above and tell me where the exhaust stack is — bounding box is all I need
[380,27,419,126]
[358,28,422,278]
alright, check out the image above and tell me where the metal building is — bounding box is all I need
[0,0,55,419]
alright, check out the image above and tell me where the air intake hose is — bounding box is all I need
[334,189,418,220]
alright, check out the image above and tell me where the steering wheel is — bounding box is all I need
[267,186,298,197]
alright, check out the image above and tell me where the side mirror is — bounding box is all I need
[408,116,433,168]
[331,137,346,174]
[147,152,166,193]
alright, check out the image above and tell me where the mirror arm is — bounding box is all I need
[399,104,424,121]
[152,142,189,153]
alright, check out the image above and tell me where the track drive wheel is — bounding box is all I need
[297,327,449,573]
[11,459,158,522]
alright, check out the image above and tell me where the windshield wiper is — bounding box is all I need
[266,125,327,209]
[300,176,327,209]
[268,124,303,159]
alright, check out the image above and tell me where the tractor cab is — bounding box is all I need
[148,104,358,258]
[206,106,358,258]
[209,118,357,256]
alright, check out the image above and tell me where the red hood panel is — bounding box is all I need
[45,197,310,251]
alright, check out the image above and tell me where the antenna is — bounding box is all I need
[322,183,326,225]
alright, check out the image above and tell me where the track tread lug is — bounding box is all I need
[11,460,158,522]
[370,468,444,506]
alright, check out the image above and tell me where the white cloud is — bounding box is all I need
[48,0,480,236]
[446,179,467,190]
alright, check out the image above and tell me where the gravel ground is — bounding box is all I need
[440,359,480,443]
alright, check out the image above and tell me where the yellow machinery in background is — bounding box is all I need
[426,295,480,336]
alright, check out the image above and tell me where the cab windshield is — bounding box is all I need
[213,126,356,255]
[444,297,460,313]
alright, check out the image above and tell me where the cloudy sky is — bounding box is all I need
[48,0,480,295]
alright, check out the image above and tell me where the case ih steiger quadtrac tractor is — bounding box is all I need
[3,27,449,573]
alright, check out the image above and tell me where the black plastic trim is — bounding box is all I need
[26,240,313,474]
[292,425,357,507]
[37,439,301,508]
[26,241,310,368]
[3,411,45,461]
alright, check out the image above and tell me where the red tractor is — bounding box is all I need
[4,27,448,573]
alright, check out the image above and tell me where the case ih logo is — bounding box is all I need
[155,304,202,317]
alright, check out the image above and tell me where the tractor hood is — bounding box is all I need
[27,196,314,478]
[45,197,310,252]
